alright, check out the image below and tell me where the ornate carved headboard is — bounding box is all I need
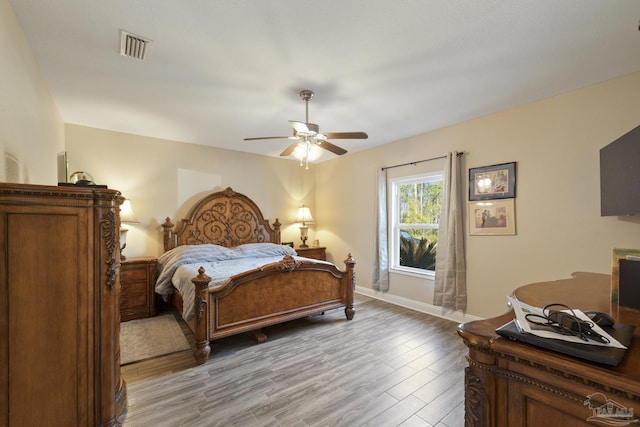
[162,187,281,252]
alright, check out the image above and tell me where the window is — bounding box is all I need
[390,172,443,277]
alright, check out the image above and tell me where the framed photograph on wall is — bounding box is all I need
[468,199,516,235]
[469,161,516,201]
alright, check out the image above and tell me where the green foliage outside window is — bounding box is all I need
[399,234,437,271]
[399,180,442,225]
[397,180,442,271]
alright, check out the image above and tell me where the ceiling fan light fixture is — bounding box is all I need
[244,89,367,164]
[292,141,322,168]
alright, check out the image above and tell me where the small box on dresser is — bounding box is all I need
[120,257,158,321]
[295,246,327,261]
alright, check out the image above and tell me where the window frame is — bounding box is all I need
[389,171,444,279]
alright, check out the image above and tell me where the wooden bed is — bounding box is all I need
[160,187,356,364]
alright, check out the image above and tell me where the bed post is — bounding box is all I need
[272,218,281,244]
[344,253,356,320]
[191,267,212,365]
[162,217,175,251]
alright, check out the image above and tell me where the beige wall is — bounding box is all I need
[317,72,640,319]
[65,125,316,257]
[5,0,640,320]
[1,1,64,184]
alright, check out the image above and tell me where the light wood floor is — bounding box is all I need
[119,295,467,427]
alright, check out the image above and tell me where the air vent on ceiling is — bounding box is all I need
[120,30,151,60]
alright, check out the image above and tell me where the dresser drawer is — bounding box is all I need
[295,246,327,261]
[121,279,147,295]
[121,291,148,310]
[121,268,148,283]
[119,257,157,322]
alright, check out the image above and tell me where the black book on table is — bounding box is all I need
[619,258,640,309]
[496,320,635,366]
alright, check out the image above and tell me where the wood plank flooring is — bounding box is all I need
[119,294,467,427]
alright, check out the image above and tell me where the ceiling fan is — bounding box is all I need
[244,90,368,168]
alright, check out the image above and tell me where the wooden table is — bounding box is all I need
[457,272,640,426]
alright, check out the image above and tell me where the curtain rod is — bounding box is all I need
[381,152,463,171]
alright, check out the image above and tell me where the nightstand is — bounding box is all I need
[120,257,157,322]
[295,246,327,261]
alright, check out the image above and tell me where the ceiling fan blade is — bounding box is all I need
[289,120,309,133]
[243,136,290,141]
[317,140,347,156]
[324,131,368,139]
[280,143,299,157]
[289,121,320,134]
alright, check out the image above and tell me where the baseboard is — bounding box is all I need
[355,285,484,324]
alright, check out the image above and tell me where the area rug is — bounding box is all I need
[120,314,190,365]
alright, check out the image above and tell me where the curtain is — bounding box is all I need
[372,167,389,292]
[433,151,467,311]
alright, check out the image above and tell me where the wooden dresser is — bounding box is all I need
[0,183,126,426]
[458,273,640,426]
[295,246,326,261]
[120,257,157,321]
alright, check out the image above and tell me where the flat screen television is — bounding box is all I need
[600,124,640,216]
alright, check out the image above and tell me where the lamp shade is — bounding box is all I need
[295,206,314,225]
[120,199,138,223]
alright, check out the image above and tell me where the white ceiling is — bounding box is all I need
[9,1,640,162]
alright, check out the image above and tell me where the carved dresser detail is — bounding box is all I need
[0,183,126,426]
[458,273,640,426]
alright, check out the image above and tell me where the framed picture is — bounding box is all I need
[57,151,68,183]
[468,199,516,235]
[469,161,516,201]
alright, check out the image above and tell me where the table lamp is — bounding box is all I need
[295,205,314,248]
[119,199,138,260]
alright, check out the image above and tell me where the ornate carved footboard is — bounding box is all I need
[161,187,357,364]
[190,254,356,364]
